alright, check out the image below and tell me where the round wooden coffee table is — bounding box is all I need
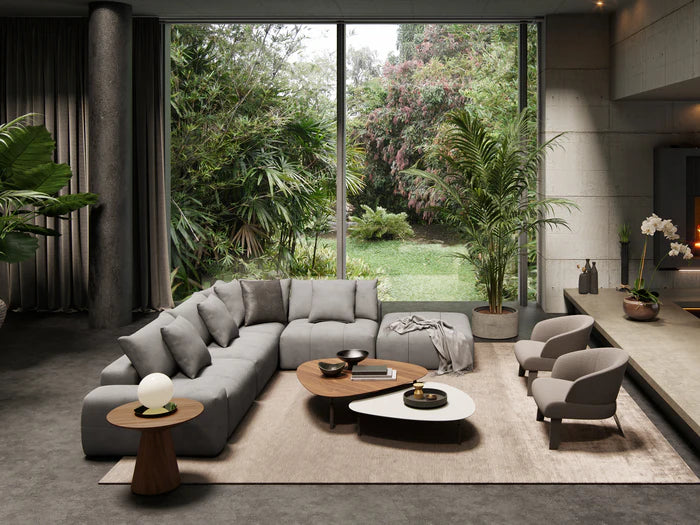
[106,398,203,495]
[296,358,428,429]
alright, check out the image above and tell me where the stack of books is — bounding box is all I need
[350,365,397,381]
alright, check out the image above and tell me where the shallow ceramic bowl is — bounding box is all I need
[318,361,346,377]
[336,349,369,370]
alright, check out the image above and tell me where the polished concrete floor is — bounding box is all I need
[0,305,698,524]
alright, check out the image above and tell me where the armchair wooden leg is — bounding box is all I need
[613,413,624,436]
[549,418,562,450]
[526,370,538,396]
[518,364,525,377]
[536,408,544,421]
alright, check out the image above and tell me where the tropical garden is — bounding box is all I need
[169,23,541,301]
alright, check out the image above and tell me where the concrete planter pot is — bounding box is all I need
[471,306,518,339]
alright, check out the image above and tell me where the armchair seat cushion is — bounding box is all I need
[532,377,617,420]
[279,318,377,369]
[514,340,554,371]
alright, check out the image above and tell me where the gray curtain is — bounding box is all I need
[0,17,173,311]
[133,19,173,310]
[0,18,90,310]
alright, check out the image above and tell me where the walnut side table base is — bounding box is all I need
[132,428,180,495]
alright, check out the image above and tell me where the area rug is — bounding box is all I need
[101,343,699,484]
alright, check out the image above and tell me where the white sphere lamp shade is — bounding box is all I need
[137,373,174,410]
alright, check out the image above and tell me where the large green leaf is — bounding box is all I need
[11,223,60,237]
[0,125,54,174]
[37,192,98,217]
[0,232,39,262]
[3,162,73,195]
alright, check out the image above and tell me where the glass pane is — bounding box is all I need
[169,24,336,300]
[345,23,529,301]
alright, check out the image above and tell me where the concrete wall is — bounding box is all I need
[539,14,700,313]
[612,0,700,99]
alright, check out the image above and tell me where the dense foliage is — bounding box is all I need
[170,25,363,297]
[348,24,537,220]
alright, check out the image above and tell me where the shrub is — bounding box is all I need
[349,205,414,241]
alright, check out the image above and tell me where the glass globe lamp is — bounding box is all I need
[137,373,174,415]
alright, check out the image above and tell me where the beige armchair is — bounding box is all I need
[532,347,629,450]
[515,314,594,395]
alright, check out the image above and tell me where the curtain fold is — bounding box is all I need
[133,19,174,310]
[0,18,89,310]
[0,17,173,311]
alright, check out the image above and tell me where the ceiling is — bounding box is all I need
[0,0,634,21]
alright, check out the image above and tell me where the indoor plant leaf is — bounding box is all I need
[0,124,54,175]
[3,162,73,195]
[11,223,60,237]
[38,193,99,217]
[0,232,39,263]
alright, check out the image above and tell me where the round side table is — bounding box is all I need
[107,398,203,495]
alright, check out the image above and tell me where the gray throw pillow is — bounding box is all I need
[197,294,239,347]
[118,311,178,378]
[170,291,211,344]
[355,279,378,320]
[308,280,356,323]
[213,280,245,326]
[240,279,287,325]
[161,316,212,379]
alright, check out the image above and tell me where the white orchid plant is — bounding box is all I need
[623,214,693,304]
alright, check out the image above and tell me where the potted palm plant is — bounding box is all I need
[0,115,97,327]
[405,109,574,339]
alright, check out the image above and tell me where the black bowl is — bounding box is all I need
[336,349,369,370]
[318,361,346,377]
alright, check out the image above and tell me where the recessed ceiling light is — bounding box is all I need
[596,1,604,6]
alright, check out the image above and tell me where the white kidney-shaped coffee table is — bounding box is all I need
[348,381,475,443]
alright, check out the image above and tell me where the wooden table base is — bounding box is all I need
[132,428,180,495]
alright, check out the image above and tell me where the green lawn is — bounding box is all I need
[342,238,480,301]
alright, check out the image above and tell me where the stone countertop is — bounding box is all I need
[564,288,700,438]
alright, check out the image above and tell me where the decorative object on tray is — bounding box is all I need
[336,349,368,370]
[412,382,425,399]
[318,361,345,377]
[403,388,448,409]
[619,223,630,286]
[621,214,693,321]
[136,372,175,416]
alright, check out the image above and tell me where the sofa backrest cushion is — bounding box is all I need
[161,316,212,379]
[280,278,291,318]
[197,293,239,347]
[355,279,378,321]
[309,280,357,323]
[240,279,287,325]
[170,291,211,345]
[118,311,178,378]
[288,279,313,321]
[214,280,245,327]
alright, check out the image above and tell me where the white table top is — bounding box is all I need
[348,381,475,422]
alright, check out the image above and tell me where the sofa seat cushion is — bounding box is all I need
[279,318,378,370]
[514,339,554,371]
[208,328,280,395]
[376,312,474,370]
[239,322,285,339]
[532,377,617,420]
[173,357,257,435]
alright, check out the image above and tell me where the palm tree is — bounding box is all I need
[404,108,575,313]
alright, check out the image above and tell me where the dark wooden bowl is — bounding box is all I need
[318,361,346,377]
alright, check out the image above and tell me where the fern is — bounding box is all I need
[349,205,414,241]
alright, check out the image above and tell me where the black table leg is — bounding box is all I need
[329,398,335,429]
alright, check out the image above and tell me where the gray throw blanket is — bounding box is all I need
[388,315,473,375]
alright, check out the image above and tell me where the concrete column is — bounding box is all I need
[88,2,133,328]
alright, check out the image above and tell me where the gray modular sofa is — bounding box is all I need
[81,278,380,457]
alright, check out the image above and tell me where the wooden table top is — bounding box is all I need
[106,398,203,431]
[296,358,428,398]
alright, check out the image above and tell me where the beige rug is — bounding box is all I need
[101,343,699,484]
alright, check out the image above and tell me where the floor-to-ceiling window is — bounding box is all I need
[168,22,538,303]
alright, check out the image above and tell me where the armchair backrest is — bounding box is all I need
[552,348,629,405]
[534,315,594,359]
